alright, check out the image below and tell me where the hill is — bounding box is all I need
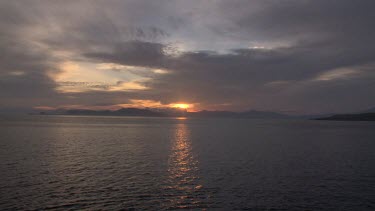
[315,113,375,121]
[37,108,292,119]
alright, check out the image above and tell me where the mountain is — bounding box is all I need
[189,110,290,119]
[36,108,292,119]
[63,107,189,117]
[65,108,166,117]
[314,106,375,121]
[315,113,375,121]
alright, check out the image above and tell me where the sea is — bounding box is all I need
[1,115,375,210]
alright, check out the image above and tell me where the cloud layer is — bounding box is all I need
[1,0,375,114]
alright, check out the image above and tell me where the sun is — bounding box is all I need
[171,103,190,109]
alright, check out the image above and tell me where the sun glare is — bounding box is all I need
[171,103,190,109]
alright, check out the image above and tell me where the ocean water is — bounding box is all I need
[1,115,375,210]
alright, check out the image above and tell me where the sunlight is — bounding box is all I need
[171,103,190,109]
[167,123,203,207]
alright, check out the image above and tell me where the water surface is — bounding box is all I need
[1,115,375,210]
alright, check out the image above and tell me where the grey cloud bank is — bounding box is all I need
[1,0,375,114]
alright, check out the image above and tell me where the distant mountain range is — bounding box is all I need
[34,106,375,121]
[186,110,291,119]
[42,108,186,117]
[315,113,375,121]
[313,107,375,121]
[37,108,293,119]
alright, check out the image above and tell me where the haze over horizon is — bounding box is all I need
[1,0,375,114]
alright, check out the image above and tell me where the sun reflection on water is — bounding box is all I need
[165,123,207,209]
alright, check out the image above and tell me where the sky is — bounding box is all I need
[1,0,375,114]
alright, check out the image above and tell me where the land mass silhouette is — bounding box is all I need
[315,113,375,121]
[35,107,375,121]
[37,107,293,119]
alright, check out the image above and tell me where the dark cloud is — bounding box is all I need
[1,0,375,114]
[85,41,167,68]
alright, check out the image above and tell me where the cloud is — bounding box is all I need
[1,0,375,114]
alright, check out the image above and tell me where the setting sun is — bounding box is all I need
[171,103,190,109]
